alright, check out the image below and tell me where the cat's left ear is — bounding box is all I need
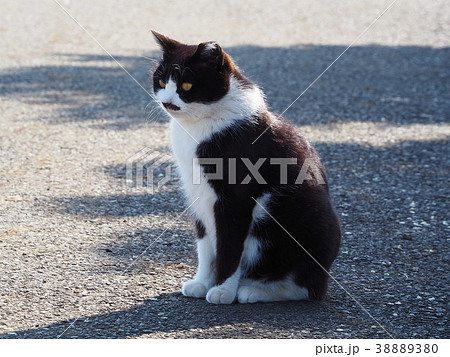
[152,30,182,56]
[193,42,227,67]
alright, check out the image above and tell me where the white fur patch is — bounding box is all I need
[155,78,185,110]
[237,277,309,303]
[240,235,262,271]
[252,192,271,222]
[181,236,215,298]
[203,42,218,52]
[237,193,271,273]
[181,280,208,298]
[206,267,241,304]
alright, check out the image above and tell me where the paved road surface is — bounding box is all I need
[0,0,449,338]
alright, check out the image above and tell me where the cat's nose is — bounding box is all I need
[162,102,180,111]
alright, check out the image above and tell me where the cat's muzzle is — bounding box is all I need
[162,102,180,111]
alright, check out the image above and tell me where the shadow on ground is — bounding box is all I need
[92,226,196,274]
[49,190,184,217]
[0,291,381,339]
[0,45,448,129]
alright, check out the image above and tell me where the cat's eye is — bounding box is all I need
[182,82,193,91]
[158,80,166,88]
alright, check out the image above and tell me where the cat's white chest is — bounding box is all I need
[170,119,218,236]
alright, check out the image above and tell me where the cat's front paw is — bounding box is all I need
[182,280,208,298]
[237,286,263,304]
[206,286,236,304]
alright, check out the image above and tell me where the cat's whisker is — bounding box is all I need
[141,55,158,62]
[145,106,158,122]
[144,101,154,111]
[145,101,170,123]
[145,95,158,107]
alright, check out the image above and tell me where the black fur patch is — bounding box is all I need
[196,113,341,299]
[195,219,206,239]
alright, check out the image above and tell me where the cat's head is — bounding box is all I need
[151,31,262,122]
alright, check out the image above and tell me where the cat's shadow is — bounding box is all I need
[0,292,327,338]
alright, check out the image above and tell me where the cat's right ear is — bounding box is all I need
[151,30,182,55]
[192,42,227,67]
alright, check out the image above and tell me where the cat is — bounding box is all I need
[151,31,341,304]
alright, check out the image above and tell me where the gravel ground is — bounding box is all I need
[0,0,449,339]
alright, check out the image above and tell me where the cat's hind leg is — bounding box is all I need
[237,277,309,304]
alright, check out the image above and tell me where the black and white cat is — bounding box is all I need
[151,31,341,304]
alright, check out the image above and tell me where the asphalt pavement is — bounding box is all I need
[0,0,449,338]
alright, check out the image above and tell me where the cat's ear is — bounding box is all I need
[152,30,182,55]
[193,41,226,67]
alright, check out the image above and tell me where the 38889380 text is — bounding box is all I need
[375,343,438,354]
